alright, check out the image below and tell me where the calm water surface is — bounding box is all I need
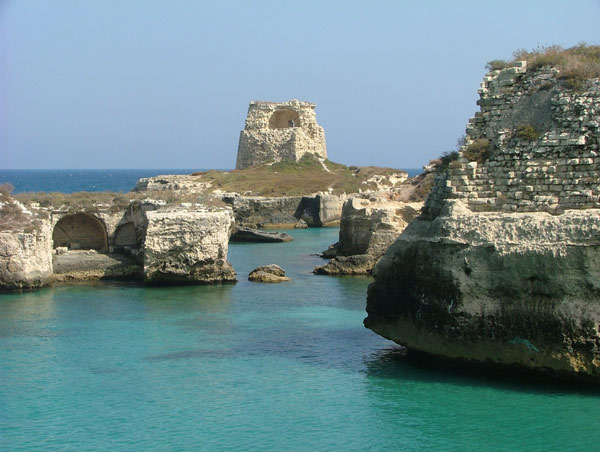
[1,228,599,451]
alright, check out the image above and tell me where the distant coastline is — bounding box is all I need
[0,168,424,193]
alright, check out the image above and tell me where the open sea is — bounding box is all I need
[0,168,424,194]
[1,170,599,451]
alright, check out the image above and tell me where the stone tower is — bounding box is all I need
[235,99,327,170]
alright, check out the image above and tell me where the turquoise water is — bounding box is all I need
[1,228,599,451]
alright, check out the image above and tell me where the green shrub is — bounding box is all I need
[463,139,491,163]
[515,124,539,141]
[439,151,459,169]
[507,43,600,89]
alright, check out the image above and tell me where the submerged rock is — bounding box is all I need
[230,227,292,243]
[143,209,236,284]
[248,264,291,283]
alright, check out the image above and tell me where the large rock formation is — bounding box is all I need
[236,99,327,169]
[0,219,53,291]
[143,209,236,284]
[366,59,600,380]
[314,193,422,275]
[222,193,345,228]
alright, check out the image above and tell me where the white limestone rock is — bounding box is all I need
[0,219,53,291]
[143,209,236,284]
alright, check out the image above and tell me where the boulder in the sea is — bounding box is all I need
[143,209,236,284]
[248,264,291,283]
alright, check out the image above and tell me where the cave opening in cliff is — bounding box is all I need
[269,109,301,129]
[52,213,108,252]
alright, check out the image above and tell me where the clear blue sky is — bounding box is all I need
[1,0,599,170]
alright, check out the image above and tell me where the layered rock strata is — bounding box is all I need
[143,209,236,284]
[366,62,600,380]
[314,194,422,275]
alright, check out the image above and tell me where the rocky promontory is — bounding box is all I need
[314,192,422,275]
[365,47,600,380]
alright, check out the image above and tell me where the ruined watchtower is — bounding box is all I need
[235,99,327,169]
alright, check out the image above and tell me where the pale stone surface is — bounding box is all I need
[236,99,327,169]
[315,193,422,274]
[366,65,600,380]
[143,209,236,284]
[366,201,600,380]
[0,219,53,291]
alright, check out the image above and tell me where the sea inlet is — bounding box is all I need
[1,227,599,451]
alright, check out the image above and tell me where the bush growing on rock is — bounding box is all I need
[463,139,491,163]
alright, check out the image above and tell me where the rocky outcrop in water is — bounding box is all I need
[143,209,236,284]
[314,193,422,275]
[248,264,291,283]
[0,219,53,291]
[365,58,600,381]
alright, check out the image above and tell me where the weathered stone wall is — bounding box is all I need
[0,219,53,291]
[236,99,327,169]
[425,62,600,218]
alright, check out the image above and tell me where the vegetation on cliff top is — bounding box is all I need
[192,154,408,196]
[486,43,600,89]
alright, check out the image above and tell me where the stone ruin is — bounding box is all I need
[236,99,327,169]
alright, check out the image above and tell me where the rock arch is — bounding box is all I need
[113,222,138,248]
[52,213,108,252]
[269,109,300,129]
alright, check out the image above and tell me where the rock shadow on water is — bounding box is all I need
[145,348,234,362]
[363,347,600,396]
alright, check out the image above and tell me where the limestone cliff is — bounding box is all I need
[143,209,236,284]
[366,57,600,380]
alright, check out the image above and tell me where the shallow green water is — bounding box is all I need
[1,228,599,451]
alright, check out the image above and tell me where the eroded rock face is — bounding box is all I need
[366,64,600,381]
[315,194,422,274]
[365,201,600,380]
[0,220,53,291]
[143,209,236,284]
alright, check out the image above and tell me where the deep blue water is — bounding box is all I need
[0,168,423,194]
[1,228,599,451]
[0,169,210,194]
